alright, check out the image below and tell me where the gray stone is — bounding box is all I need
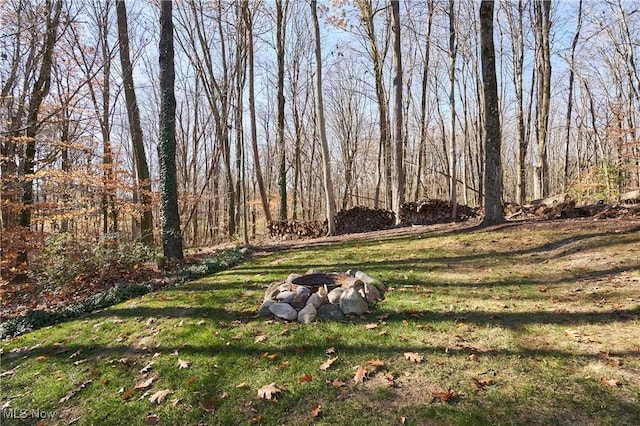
[290,292,310,309]
[327,287,345,305]
[297,304,317,324]
[276,290,296,303]
[264,282,281,301]
[360,282,383,304]
[306,269,324,275]
[296,286,311,296]
[278,282,293,292]
[258,300,276,316]
[317,304,345,321]
[355,271,386,292]
[269,302,298,321]
[306,293,323,308]
[340,287,369,315]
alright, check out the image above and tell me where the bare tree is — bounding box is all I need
[448,0,458,219]
[116,0,154,244]
[276,0,289,220]
[391,0,403,223]
[480,0,504,225]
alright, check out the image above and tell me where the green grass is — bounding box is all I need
[1,221,639,425]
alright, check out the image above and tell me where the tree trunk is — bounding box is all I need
[448,0,457,220]
[276,0,288,220]
[391,0,404,224]
[158,0,183,260]
[311,0,336,235]
[116,0,154,245]
[243,3,271,224]
[480,0,504,225]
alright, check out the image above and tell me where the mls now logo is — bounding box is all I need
[2,408,57,420]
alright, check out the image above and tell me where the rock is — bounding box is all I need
[355,271,386,292]
[296,286,311,296]
[278,282,293,293]
[340,287,369,315]
[317,304,345,321]
[264,282,281,301]
[327,288,345,305]
[276,291,296,303]
[290,292,310,309]
[258,300,276,316]
[297,304,317,324]
[269,303,298,321]
[346,269,356,277]
[360,283,383,304]
[306,269,324,275]
[286,273,302,285]
[306,293,323,308]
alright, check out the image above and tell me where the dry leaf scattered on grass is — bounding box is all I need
[310,404,321,418]
[257,383,282,400]
[600,377,622,387]
[404,352,424,363]
[59,380,92,404]
[432,388,454,402]
[134,376,155,390]
[353,366,367,384]
[177,359,190,369]
[149,389,172,404]
[319,357,338,371]
[299,374,313,383]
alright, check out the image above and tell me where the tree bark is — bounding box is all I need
[448,0,457,220]
[276,0,288,220]
[533,0,551,199]
[480,0,504,225]
[158,0,183,260]
[116,0,154,245]
[311,0,336,236]
[391,0,404,224]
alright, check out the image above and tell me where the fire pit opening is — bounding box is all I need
[258,270,386,323]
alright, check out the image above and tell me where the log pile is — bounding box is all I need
[335,206,395,235]
[504,200,640,220]
[268,220,327,239]
[399,199,479,226]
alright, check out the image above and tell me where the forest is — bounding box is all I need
[1,0,639,269]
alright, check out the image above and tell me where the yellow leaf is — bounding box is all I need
[319,356,338,371]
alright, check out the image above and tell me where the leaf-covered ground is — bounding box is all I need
[1,218,639,425]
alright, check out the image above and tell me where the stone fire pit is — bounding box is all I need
[258,270,386,323]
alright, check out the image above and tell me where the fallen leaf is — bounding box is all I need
[276,362,289,370]
[325,347,336,354]
[311,404,321,418]
[201,396,215,412]
[220,392,229,399]
[36,356,49,362]
[185,377,196,384]
[236,382,249,388]
[149,389,172,404]
[471,377,493,391]
[319,356,338,371]
[101,378,109,385]
[260,352,278,360]
[353,366,367,384]
[145,415,159,425]
[600,377,622,387]
[597,352,622,367]
[404,352,424,363]
[135,376,155,390]
[299,374,313,383]
[140,361,155,374]
[432,388,454,403]
[254,334,268,343]
[250,415,264,424]
[257,383,282,400]
[378,330,389,336]
[177,359,190,369]
[469,354,479,362]
[121,388,135,400]
[59,380,92,404]
[365,323,378,329]
[170,398,181,407]
[368,359,385,368]
[377,313,390,320]
[331,379,345,387]
[176,319,184,327]
[197,319,207,325]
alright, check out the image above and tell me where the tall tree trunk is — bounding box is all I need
[414,0,434,201]
[533,0,551,199]
[563,0,582,192]
[391,0,404,224]
[116,0,154,244]
[276,0,288,220]
[448,0,458,220]
[158,0,183,260]
[480,0,504,225]
[18,0,63,264]
[243,3,271,224]
[311,0,336,235]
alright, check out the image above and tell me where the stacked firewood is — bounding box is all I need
[399,199,479,225]
[335,206,395,234]
[504,200,640,220]
[268,220,327,239]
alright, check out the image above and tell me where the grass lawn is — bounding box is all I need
[1,219,639,425]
